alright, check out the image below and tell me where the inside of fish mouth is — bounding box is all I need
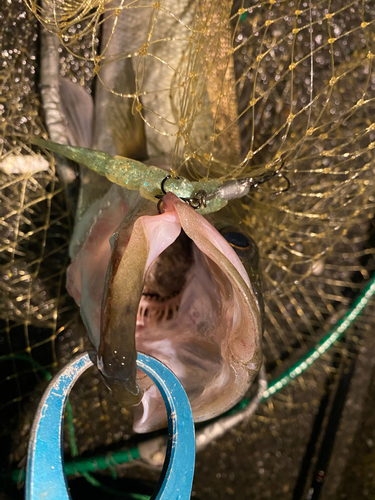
[139,230,193,322]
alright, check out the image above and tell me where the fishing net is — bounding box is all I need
[2,0,375,498]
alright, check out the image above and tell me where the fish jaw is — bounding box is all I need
[134,194,262,432]
[174,199,261,366]
[67,190,262,430]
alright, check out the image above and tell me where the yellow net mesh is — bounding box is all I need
[0,0,74,442]
[2,0,375,476]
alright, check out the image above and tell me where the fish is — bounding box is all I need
[45,0,264,432]
[66,185,263,431]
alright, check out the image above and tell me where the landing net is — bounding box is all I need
[1,1,375,495]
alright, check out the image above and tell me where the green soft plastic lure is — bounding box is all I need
[32,137,228,214]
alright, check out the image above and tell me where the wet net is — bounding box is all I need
[1,0,375,497]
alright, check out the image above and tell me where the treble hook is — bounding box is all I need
[275,172,290,195]
[251,158,291,195]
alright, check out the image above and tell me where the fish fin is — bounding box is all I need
[93,58,148,160]
[59,77,94,148]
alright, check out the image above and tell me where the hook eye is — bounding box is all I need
[188,190,207,210]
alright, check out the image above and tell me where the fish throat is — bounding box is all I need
[138,231,193,327]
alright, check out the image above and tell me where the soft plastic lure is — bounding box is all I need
[32,136,286,214]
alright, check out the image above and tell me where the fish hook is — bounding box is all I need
[157,175,208,212]
[251,158,291,195]
[156,161,290,214]
[161,174,183,194]
[275,172,290,195]
[156,175,178,213]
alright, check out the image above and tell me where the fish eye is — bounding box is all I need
[223,231,250,250]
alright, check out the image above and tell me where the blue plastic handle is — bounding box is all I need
[26,351,195,500]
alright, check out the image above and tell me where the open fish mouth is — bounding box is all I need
[67,186,263,433]
[137,227,193,326]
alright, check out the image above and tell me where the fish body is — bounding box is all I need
[55,0,264,432]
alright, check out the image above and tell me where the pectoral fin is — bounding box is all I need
[59,77,94,148]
